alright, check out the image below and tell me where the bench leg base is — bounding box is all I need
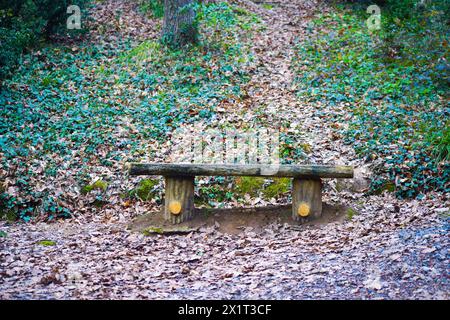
[292,178,322,221]
[164,176,195,224]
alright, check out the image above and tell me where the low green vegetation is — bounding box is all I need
[279,130,310,163]
[0,209,15,222]
[293,0,449,198]
[346,207,358,220]
[138,0,164,18]
[234,177,265,197]
[196,176,292,208]
[196,176,233,207]
[234,177,290,199]
[262,178,291,199]
[261,4,274,10]
[0,1,259,221]
[0,0,90,80]
[142,226,164,235]
[37,239,56,246]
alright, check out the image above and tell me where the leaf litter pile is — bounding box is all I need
[0,0,449,299]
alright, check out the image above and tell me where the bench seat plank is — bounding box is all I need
[128,163,353,179]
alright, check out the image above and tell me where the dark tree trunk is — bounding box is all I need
[162,0,198,47]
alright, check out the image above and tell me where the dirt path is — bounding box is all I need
[0,0,448,300]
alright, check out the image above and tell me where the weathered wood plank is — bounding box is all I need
[129,163,353,178]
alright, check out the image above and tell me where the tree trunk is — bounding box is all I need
[162,0,198,47]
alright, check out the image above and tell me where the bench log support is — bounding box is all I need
[128,163,353,224]
[292,178,322,221]
[164,176,194,224]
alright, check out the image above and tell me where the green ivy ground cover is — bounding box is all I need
[293,0,449,198]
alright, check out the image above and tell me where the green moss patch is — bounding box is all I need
[234,177,265,197]
[142,225,197,235]
[37,240,56,246]
[346,207,358,220]
[293,0,449,198]
[132,178,159,201]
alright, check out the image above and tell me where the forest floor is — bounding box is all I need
[0,0,449,299]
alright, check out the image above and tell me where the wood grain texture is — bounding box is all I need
[162,0,197,46]
[292,178,322,221]
[164,176,195,224]
[129,163,353,178]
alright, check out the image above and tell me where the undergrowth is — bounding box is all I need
[293,0,449,198]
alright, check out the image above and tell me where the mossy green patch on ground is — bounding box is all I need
[346,207,358,220]
[0,1,261,221]
[262,178,291,199]
[0,231,7,238]
[196,176,292,204]
[81,180,108,194]
[261,4,274,10]
[299,143,312,154]
[142,225,197,235]
[142,226,164,235]
[293,0,449,198]
[37,240,56,246]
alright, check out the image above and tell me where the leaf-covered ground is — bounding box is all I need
[0,0,449,299]
[292,0,449,198]
[0,194,448,299]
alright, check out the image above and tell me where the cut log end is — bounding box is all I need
[297,202,310,217]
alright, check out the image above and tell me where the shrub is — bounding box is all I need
[426,124,450,163]
[0,0,90,79]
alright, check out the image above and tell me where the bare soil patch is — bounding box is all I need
[128,202,350,235]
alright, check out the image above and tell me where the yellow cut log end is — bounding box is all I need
[297,203,310,217]
[169,201,182,215]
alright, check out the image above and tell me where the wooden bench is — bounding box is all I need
[128,163,354,224]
